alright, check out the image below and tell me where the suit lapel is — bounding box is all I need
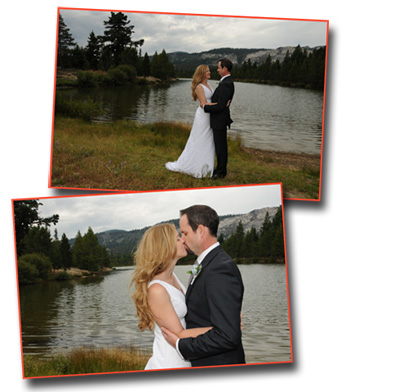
[185,246,221,299]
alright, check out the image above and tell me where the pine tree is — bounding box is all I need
[57,14,76,68]
[13,200,59,256]
[21,226,53,259]
[85,31,101,70]
[50,229,62,271]
[100,12,135,67]
[72,230,86,269]
[60,233,72,271]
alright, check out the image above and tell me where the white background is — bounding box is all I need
[2,1,418,390]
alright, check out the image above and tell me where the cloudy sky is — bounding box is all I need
[59,8,328,55]
[32,184,282,239]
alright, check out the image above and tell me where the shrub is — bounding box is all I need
[17,259,39,285]
[77,70,97,88]
[116,65,137,83]
[108,67,129,86]
[19,253,52,279]
[55,271,71,281]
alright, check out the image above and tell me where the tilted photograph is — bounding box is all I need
[12,184,292,378]
[50,8,328,201]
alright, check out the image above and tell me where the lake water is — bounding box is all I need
[19,264,291,365]
[58,79,324,154]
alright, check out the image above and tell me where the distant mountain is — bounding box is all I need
[79,206,280,256]
[167,46,323,73]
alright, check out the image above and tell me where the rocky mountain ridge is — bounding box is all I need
[83,206,280,256]
[168,46,323,70]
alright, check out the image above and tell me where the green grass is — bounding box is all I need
[51,117,321,199]
[23,345,151,378]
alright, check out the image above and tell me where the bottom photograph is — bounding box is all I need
[12,184,292,378]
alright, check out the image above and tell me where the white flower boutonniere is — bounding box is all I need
[187,264,201,285]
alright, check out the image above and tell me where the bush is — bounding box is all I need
[116,65,137,83]
[77,70,97,88]
[107,67,129,85]
[55,271,71,281]
[17,259,39,285]
[19,253,52,279]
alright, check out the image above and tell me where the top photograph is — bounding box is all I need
[49,7,329,201]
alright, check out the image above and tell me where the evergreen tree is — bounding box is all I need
[60,233,72,271]
[150,50,175,80]
[57,14,76,68]
[72,230,86,269]
[13,200,59,256]
[72,227,107,272]
[99,12,136,67]
[21,226,53,259]
[50,229,62,271]
[142,53,151,76]
[83,227,102,272]
[70,44,89,70]
[85,31,101,70]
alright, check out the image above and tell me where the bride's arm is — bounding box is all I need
[196,85,217,107]
[196,85,214,106]
[148,283,212,338]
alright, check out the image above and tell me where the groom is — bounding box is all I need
[202,58,235,179]
[162,205,245,367]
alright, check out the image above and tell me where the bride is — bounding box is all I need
[165,65,216,178]
[130,223,212,370]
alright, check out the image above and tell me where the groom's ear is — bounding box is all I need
[197,224,206,237]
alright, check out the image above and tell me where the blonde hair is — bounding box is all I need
[191,65,209,101]
[130,223,178,331]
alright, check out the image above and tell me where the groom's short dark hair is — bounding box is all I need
[180,205,219,237]
[219,58,233,72]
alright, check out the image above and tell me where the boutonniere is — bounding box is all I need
[187,264,201,284]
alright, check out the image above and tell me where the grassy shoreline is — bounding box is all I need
[51,117,321,200]
[23,346,151,378]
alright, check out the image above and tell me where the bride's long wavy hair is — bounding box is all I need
[191,64,209,101]
[130,223,178,331]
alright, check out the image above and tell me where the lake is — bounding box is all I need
[18,264,292,365]
[58,79,324,154]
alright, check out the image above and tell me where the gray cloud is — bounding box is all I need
[36,184,282,239]
[59,9,327,55]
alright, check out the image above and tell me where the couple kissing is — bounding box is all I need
[130,204,245,369]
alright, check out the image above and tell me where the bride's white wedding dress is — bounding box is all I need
[165,84,215,178]
[144,276,191,370]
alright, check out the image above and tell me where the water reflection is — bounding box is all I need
[57,79,323,154]
[19,265,291,364]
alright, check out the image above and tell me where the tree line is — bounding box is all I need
[13,200,285,285]
[220,206,285,263]
[232,45,326,89]
[14,200,111,285]
[58,12,175,81]
[58,11,325,88]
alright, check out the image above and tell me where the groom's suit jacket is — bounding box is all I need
[204,75,235,130]
[178,244,245,367]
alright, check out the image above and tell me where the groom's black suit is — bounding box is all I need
[178,245,245,367]
[204,75,235,177]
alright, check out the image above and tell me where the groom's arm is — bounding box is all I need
[177,259,243,360]
[204,83,234,113]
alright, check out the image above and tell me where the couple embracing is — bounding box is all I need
[130,205,245,369]
[165,58,234,179]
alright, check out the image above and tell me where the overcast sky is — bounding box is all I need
[59,8,328,55]
[33,184,282,239]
